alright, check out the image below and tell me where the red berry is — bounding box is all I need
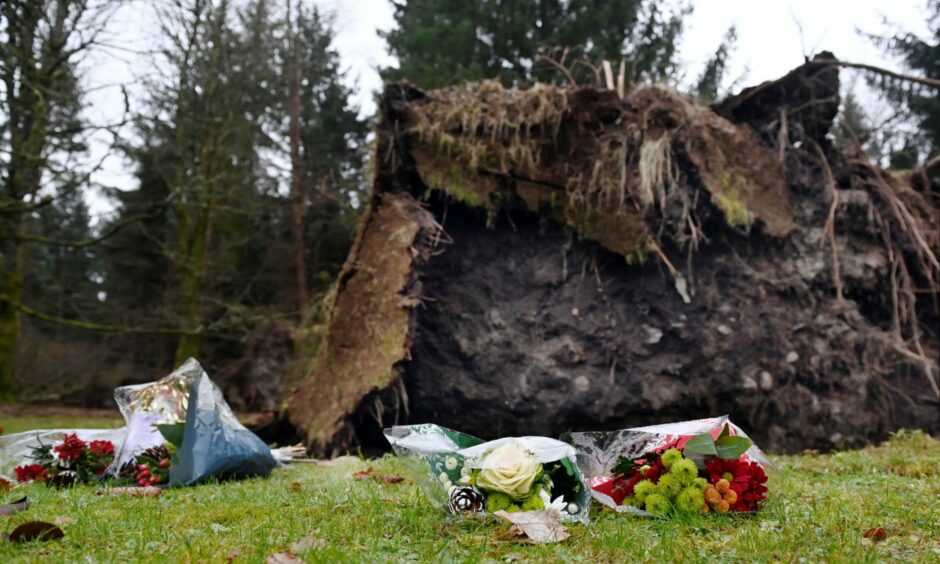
[159,459,170,468]
[138,464,148,472]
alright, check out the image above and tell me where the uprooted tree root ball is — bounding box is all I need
[285,53,939,457]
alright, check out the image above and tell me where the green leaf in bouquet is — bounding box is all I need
[611,456,639,476]
[683,433,718,457]
[156,423,185,448]
[715,435,752,459]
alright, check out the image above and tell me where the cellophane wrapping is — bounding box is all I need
[385,424,591,523]
[563,416,772,516]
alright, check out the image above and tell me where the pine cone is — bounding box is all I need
[448,487,484,514]
[140,445,171,461]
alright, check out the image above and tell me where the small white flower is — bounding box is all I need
[539,489,567,513]
[567,502,578,514]
[459,474,472,484]
[438,472,449,484]
[444,456,458,471]
[443,480,453,490]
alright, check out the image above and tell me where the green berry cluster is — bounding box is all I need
[623,448,707,516]
[483,485,546,513]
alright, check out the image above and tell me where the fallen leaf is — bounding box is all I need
[494,510,570,544]
[351,468,405,484]
[290,536,325,552]
[96,486,162,497]
[52,516,77,527]
[0,478,12,492]
[265,552,304,564]
[863,527,888,542]
[9,521,65,543]
[226,548,240,562]
[290,482,301,492]
[0,496,29,516]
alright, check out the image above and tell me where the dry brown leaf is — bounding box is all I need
[226,548,240,562]
[863,527,888,542]
[351,468,405,484]
[265,552,304,564]
[494,510,570,544]
[9,521,65,543]
[0,496,28,516]
[0,478,12,492]
[290,482,302,492]
[96,486,162,497]
[290,536,326,552]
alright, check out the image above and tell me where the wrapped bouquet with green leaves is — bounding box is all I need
[385,424,590,523]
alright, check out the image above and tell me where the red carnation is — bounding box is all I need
[89,440,115,456]
[705,457,768,511]
[609,457,665,503]
[14,463,48,483]
[54,433,86,462]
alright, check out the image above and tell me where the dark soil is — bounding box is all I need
[399,193,937,453]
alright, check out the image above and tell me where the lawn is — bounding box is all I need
[0,415,937,563]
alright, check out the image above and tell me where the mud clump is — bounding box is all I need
[287,54,938,455]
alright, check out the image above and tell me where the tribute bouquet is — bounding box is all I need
[2,359,277,488]
[564,417,771,517]
[385,424,590,523]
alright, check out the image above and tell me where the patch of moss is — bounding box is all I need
[714,171,754,229]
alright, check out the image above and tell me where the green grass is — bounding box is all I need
[0,421,937,563]
[0,416,122,436]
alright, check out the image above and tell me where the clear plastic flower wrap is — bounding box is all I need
[385,424,591,523]
[0,358,275,485]
[562,416,772,517]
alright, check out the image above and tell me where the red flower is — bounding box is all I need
[608,458,666,504]
[14,463,48,483]
[54,433,86,462]
[88,440,115,456]
[705,457,768,511]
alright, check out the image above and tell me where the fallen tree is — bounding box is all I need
[286,54,939,456]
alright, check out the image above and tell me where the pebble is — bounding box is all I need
[759,371,774,390]
[718,324,733,336]
[786,351,800,363]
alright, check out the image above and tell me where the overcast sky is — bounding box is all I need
[82,0,931,216]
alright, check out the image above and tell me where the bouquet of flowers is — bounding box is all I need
[564,417,771,517]
[14,434,115,487]
[385,424,590,523]
[1,359,276,488]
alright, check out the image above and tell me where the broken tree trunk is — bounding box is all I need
[286,54,939,456]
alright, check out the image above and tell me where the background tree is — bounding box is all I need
[381,0,691,89]
[0,0,122,400]
[865,0,939,174]
[97,0,366,396]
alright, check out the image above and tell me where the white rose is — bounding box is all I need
[476,441,542,500]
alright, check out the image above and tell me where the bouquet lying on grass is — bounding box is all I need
[564,417,771,517]
[2,359,277,488]
[385,424,590,523]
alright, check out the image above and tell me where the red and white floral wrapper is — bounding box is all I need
[562,416,772,515]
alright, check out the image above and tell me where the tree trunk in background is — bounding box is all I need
[0,245,24,402]
[288,1,309,318]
